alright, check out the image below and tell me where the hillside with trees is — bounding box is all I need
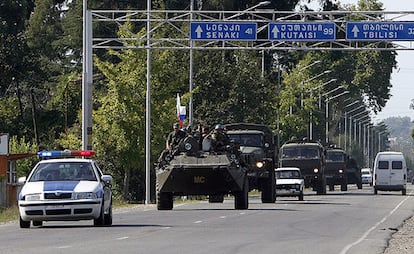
[382,117,414,170]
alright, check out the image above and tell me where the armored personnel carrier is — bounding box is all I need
[225,123,277,203]
[155,134,249,210]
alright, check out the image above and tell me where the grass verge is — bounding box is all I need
[0,206,19,224]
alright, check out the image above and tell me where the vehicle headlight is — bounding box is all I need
[313,168,319,173]
[25,194,41,201]
[184,142,192,151]
[338,169,344,174]
[256,161,264,168]
[75,192,97,200]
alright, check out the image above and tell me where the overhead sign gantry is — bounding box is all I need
[91,10,414,51]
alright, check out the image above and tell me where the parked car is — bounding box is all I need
[361,168,373,186]
[18,150,113,228]
[275,167,304,201]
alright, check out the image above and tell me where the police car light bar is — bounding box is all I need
[37,150,96,158]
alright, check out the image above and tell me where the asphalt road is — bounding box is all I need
[1,184,414,254]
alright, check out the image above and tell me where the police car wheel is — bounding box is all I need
[19,216,30,228]
[104,202,113,226]
[94,202,105,226]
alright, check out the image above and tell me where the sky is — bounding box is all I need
[305,0,414,123]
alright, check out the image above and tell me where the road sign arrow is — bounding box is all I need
[272,25,279,39]
[351,25,359,38]
[195,25,203,38]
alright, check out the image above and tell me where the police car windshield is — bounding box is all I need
[29,162,97,182]
[227,134,263,147]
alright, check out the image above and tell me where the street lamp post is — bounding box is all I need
[301,70,331,107]
[309,78,337,140]
[345,105,366,151]
[325,90,349,144]
[378,130,387,152]
[355,114,370,149]
[343,100,361,151]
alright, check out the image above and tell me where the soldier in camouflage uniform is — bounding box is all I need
[166,123,186,151]
[211,124,230,152]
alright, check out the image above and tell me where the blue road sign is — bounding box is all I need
[269,22,336,41]
[346,22,414,41]
[190,22,257,41]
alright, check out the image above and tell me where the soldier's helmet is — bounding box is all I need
[215,124,224,131]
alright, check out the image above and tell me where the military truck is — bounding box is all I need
[155,133,249,210]
[345,157,363,189]
[225,123,277,203]
[325,147,348,191]
[279,139,327,195]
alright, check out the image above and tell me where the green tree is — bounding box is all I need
[9,136,38,178]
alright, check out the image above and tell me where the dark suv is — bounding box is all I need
[225,123,277,203]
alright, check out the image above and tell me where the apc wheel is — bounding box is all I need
[209,195,224,203]
[32,221,43,227]
[157,192,173,210]
[104,201,113,226]
[261,169,276,203]
[235,179,249,210]
[19,216,30,228]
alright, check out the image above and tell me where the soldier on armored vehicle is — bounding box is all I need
[166,123,186,151]
[155,123,249,210]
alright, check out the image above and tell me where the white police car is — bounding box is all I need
[18,150,113,228]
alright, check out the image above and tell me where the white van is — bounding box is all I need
[373,151,407,195]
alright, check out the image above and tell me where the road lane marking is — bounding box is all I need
[340,194,411,254]
[220,216,226,219]
[117,237,129,240]
[57,246,72,249]
[194,220,203,224]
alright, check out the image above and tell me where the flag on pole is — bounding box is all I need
[176,93,186,127]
